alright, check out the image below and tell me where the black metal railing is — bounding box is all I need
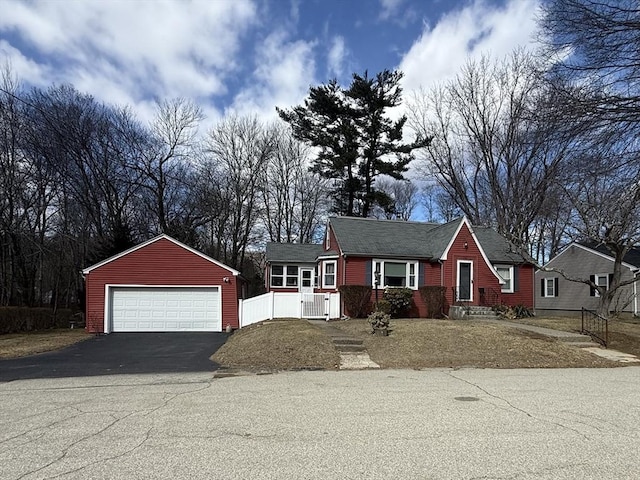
[451,286,471,314]
[581,308,608,347]
[479,287,501,307]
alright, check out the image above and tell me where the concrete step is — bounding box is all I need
[569,341,600,348]
[333,337,364,346]
[335,344,366,353]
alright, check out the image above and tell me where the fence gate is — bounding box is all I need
[302,293,328,318]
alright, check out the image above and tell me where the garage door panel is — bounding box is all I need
[111,287,221,332]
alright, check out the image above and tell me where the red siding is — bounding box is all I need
[85,238,239,333]
[502,264,535,308]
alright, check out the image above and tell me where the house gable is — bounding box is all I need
[440,217,504,283]
[82,234,240,276]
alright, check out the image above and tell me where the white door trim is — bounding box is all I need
[299,268,314,294]
[104,284,222,333]
[456,260,473,302]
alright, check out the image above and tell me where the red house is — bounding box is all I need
[83,234,243,333]
[265,216,535,317]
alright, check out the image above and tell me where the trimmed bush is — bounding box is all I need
[382,287,414,318]
[338,285,372,318]
[419,286,447,318]
[0,308,79,334]
[367,310,391,333]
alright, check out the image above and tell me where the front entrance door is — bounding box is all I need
[457,261,473,301]
[300,268,314,294]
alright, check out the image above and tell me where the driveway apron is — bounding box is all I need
[0,332,229,382]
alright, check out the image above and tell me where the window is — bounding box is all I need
[323,261,337,288]
[541,278,558,298]
[495,265,514,293]
[590,274,609,297]
[270,265,298,288]
[373,260,419,290]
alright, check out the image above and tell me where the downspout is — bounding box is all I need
[634,269,639,316]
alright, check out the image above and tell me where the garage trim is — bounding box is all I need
[104,284,222,334]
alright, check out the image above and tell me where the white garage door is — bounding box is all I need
[111,287,221,332]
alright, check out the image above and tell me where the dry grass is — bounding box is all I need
[515,316,640,358]
[332,319,620,369]
[211,318,340,370]
[0,329,91,359]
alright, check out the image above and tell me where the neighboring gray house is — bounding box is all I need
[536,243,640,316]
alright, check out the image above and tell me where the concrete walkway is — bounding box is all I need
[476,318,640,363]
[307,320,380,369]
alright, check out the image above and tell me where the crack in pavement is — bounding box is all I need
[11,381,214,480]
[446,371,591,440]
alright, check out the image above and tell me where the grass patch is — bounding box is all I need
[332,319,620,368]
[0,329,91,359]
[516,316,640,358]
[211,318,340,370]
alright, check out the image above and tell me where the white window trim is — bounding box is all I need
[594,273,609,297]
[322,260,337,289]
[270,264,299,289]
[372,259,419,290]
[543,278,556,298]
[495,265,514,294]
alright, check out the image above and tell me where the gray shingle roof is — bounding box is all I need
[265,217,533,265]
[474,227,533,264]
[265,243,325,263]
[328,216,439,258]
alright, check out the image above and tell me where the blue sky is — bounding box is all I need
[0,0,540,125]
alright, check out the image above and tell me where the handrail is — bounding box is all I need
[581,308,608,347]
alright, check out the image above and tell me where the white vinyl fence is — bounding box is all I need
[239,292,341,328]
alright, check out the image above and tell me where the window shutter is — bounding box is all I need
[589,275,596,296]
[513,266,519,292]
[540,278,545,297]
[608,273,614,290]
[419,262,425,286]
[554,278,559,297]
[366,260,372,285]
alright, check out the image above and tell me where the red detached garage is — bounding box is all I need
[83,235,242,334]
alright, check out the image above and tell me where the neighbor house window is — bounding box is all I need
[591,274,609,297]
[373,260,419,290]
[495,265,514,293]
[542,278,558,297]
[323,260,337,288]
[270,265,299,288]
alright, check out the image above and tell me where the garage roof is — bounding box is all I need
[82,234,240,276]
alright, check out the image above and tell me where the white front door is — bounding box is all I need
[300,268,314,294]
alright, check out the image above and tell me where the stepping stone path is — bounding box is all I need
[307,320,380,369]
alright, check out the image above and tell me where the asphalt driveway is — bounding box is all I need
[0,332,229,382]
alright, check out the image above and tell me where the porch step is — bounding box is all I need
[307,319,376,365]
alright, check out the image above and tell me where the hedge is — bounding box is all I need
[418,286,447,318]
[338,285,372,318]
[0,308,79,334]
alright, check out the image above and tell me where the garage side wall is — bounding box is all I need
[85,239,239,333]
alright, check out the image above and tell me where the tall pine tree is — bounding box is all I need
[277,69,429,217]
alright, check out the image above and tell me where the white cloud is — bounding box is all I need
[0,0,257,120]
[229,29,316,120]
[327,36,346,78]
[399,0,540,93]
[379,0,405,21]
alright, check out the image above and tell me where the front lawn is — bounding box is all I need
[212,317,621,371]
[0,329,91,358]
[332,319,619,369]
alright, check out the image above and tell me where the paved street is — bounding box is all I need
[1,367,639,479]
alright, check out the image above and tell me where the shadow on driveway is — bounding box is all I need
[0,332,229,382]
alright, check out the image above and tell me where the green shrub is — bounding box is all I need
[367,310,391,333]
[338,285,372,318]
[0,308,79,334]
[418,286,447,318]
[382,287,414,318]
